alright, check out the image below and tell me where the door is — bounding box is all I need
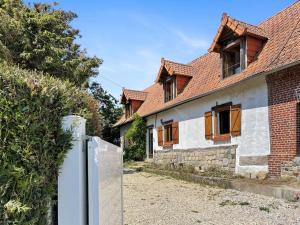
[149,128,153,158]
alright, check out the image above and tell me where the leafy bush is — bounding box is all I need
[0,63,100,224]
[89,82,122,145]
[0,0,102,87]
[124,114,146,161]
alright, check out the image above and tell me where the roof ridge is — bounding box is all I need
[124,88,148,93]
[232,17,264,30]
[163,58,192,67]
[258,0,300,26]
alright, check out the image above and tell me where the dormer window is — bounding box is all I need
[125,102,133,119]
[221,38,246,78]
[120,89,147,119]
[209,13,268,79]
[164,78,176,102]
[156,58,193,103]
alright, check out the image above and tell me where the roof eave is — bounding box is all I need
[117,59,300,127]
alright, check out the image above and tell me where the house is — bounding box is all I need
[115,1,300,178]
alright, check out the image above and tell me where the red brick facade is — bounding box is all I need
[267,64,300,177]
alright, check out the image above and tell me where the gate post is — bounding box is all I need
[58,115,86,225]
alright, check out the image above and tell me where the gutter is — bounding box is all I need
[116,59,300,127]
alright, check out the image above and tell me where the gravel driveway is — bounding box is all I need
[124,172,300,225]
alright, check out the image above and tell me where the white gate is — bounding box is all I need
[58,115,123,225]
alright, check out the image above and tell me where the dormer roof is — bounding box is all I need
[121,88,148,104]
[156,58,193,82]
[209,13,268,53]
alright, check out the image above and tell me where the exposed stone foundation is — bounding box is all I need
[281,157,300,180]
[153,145,237,172]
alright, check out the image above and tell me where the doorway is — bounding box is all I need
[148,128,153,158]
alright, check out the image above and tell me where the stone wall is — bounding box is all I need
[281,157,300,180]
[153,145,237,172]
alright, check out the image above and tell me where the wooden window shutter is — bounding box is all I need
[231,104,241,136]
[157,126,163,146]
[204,111,213,140]
[172,121,179,144]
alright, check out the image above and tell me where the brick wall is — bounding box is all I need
[266,64,300,177]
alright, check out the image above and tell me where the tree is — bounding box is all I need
[124,114,147,161]
[89,82,123,145]
[0,0,102,87]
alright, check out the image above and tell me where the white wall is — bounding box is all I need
[144,76,270,174]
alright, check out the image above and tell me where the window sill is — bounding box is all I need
[221,70,243,80]
[164,99,175,103]
[213,134,231,142]
[163,142,173,149]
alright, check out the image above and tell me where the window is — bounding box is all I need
[164,124,173,144]
[216,108,230,135]
[221,38,246,78]
[164,78,176,102]
[157,121,179,147]
[204,103,242,141]
[223,46,240,77]
[148,128,154,158]
[125,103,132,119]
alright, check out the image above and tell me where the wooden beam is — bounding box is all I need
[223,39,240,51]
[240,37,246,70]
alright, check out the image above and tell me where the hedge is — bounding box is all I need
[124,114,146,161]
[0,63,101,224]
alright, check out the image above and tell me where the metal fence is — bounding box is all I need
[88,137,123,225]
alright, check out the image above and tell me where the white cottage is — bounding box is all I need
[115,1,300,178]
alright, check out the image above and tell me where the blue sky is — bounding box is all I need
[27,0,294,99]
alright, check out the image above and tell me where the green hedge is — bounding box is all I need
[0,63,100,224]
[124,114,146,161]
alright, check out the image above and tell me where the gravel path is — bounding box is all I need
[124,172,300,225]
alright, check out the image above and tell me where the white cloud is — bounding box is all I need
[127,12,209,51]
[170,28,209,50]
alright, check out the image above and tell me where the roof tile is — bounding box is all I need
[121,89,147,103]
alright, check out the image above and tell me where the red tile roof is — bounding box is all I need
[115,1,300,127]
[155,58,194,82]
[121,88,148,104]
[209,13,268,52]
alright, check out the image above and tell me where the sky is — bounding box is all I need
[27,0,295,99]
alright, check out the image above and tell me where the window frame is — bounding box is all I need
[163,123,173,146]
[212,103,232,142]
[221,37,246,79]
[125,102,133,119]
[164,78,176,102]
